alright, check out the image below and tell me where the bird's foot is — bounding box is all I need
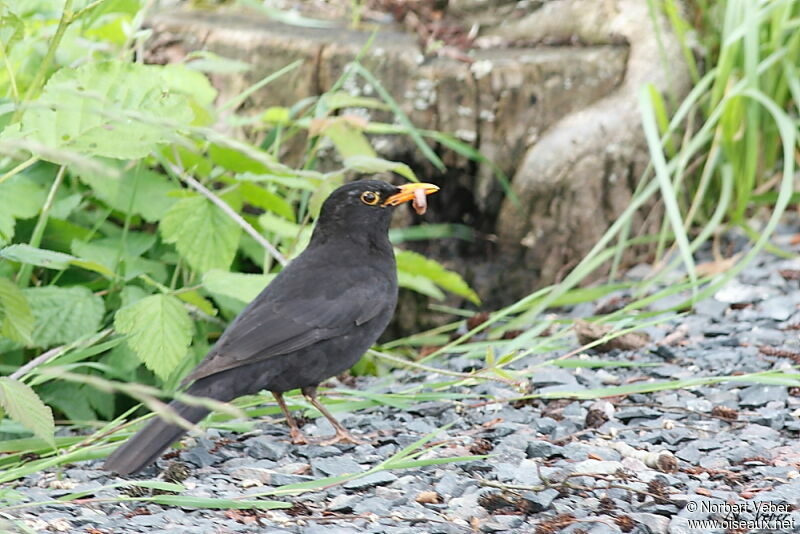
[290,427,309,445]
[317,429,366,446]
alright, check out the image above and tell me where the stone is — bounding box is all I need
[435,472,465,499]
[530,368,579,387]
[526,440,562,459]
[520,488,559,513]
[312,457,363,477]
[760,295,797,321]
[738,385,788,407]
[480,515,524,532]
[244,436,289,461]
[353,497,394,516]
[302,526,361,534]
[328,493,360,513]
[181,446,218,468]
[614,407,662,421]
[297,445,343,458]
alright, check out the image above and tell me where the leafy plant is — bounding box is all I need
[0,0,479,446]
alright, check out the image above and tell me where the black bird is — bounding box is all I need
[104,180,439,475]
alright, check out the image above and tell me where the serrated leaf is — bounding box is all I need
[71,239,165,281]
[39,382,96,422]
[114,294,192,380]
[49,193,82,220]
[119,285,149,309]
[175,289,216,316]
[0,277,33,345]
[160,64,217,107]
[2,62,193,161]
[343,155,417,182]
[79,164,177,222]
[0,377,55,447]
[396,249,480,304]
[160,195,241,273]
[101,340,142,380]
[0,175,47,219]
[203,269,273,303]
[24,286,105,348]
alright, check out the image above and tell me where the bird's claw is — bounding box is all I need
[289,427,309,445]
[317,430,366,446]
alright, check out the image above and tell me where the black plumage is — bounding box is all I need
[103,180,439,475]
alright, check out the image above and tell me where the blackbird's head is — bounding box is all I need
[313,180,439,243]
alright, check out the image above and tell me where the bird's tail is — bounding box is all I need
[103,399,210,476]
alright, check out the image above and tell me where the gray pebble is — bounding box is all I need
[312,457,363,477]
[520,488,559,512]
[244,436,289,460]
[526,439,562,459]
[738,384,788,407]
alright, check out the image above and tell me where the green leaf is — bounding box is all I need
[321,92,391,112]
[261,106,291,125]
[114,294,192,380]
[119,285,149,309]
[0,244,72,269]
[49,193,82,220]
[0,278,33,345]
[0,212,13,247]
[0,244,115,278]
[203,269,273,303]
[3,62,193,161]
[397,270,445,300]
[0,377,55,447]
[79,164,178,222]
[209,143,272,174]
[343,155,417,182]
[160,195,242,274]
[24,286,105,348]
[38,382,96,422]
[71,239,165,281]
[318,120,376,160]
[0,9,24,54]
[160,64,217,107]
[184,51,252,74]
[0,175,47,220]
[239,182,295,221]
[175,289,217,317]
[395,250,480,304]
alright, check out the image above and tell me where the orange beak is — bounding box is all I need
[383,183,440,208]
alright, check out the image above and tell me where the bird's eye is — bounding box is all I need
[360,191,380,205]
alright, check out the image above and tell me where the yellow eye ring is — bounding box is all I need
[360,191,380,205]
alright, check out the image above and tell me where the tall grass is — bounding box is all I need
[408,0,800,367]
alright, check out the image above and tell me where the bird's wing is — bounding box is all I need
[185,262,394,382]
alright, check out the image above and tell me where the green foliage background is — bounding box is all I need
[0,0,797,491]
[0,0,478,444]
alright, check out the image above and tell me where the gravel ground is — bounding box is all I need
[5,229,800,534]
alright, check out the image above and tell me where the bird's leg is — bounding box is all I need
[301,386,364,445]
[272,391,308,445]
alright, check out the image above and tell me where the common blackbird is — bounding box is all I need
[104,180,439,475]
